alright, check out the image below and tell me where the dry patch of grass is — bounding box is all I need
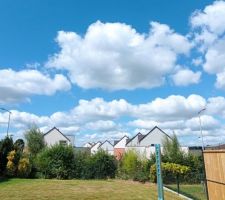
[0,179,183,200]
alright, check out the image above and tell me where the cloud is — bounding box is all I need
[191,1,225,90]
[191,1,225,36]
[85,120,118,132]
[71,98,132,122]
[0,68,71,104]
[130,115,220,131]
[133,94,206,121]
[47,21,192,90]
[171,68,201,86]
[1,94,225,145]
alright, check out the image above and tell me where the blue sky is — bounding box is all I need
[1,0,225,146]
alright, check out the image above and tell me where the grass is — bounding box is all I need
[0,178,184,200]
[165,184,207,200]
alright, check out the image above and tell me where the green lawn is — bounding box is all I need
[166,184,207,200]
[0,179,183,200]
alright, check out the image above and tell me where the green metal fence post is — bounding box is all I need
[155,144,164,200]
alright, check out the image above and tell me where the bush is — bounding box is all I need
[73,151,91,179]
[87,150,117,179]
[17,157,32,178]
[120,150,139,178]
[36,144,75,179]
[117,150,151,183]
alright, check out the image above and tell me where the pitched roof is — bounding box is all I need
[44,127,71,142]
[98,140,113,149]
[91,141,102,149]
[126,132,143,145]
[114,135,129,146]
[139,126,171,143]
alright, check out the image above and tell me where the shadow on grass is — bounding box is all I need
[0,177,10,184]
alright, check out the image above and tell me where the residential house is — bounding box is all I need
[44,127,75,146]
[91,141,102,154]
[125,126,170,158]
[83,142,94,148]
[98,140,114,155]
[114,136,129,160]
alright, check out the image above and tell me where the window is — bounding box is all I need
[59,140,67,146]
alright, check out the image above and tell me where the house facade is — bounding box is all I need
[125,126,170,159]
[90,141,102,154]
[114,136,129,160]
[44,127,75,147]
[98,140,114,155]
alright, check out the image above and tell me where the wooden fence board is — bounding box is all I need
[203,150,225,200]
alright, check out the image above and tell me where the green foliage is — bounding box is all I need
[162,134,184,164]
[87,150,117,179]
[13,139,25,153]
[36,144,75,179]
[150,162,190,183]
[17,156,32,178]
[0,136,14,175]
[73,151,91,179]
[117,150,150,183]
[120,150,139,178]
[24,126,46,157]
[37,146,116,180]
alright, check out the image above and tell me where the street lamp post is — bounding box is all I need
[0,108,12,137]
[198,108,206,150]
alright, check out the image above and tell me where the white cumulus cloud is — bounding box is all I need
[47,21,192,90]
[0,68,71,104]
[172,68,201,86]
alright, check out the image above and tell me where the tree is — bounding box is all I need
[0,136,14,175]
[14,139,25,153]
[162,134,184,164]
[24,126,46,156]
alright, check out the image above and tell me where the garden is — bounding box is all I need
[0,127,207,200]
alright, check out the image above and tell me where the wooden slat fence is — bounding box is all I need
[203,150,225,200]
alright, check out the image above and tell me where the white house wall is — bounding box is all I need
[99,141,114,155]
[139,128,166,147]
[91,142,101,154]
[126,135,140,147]
[114,136,128,149]
[44,129,70,146]
[83,143,92,148]
[125,146,164,159]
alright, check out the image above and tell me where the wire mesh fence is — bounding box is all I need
[163,171,208,200]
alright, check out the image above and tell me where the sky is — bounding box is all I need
[0,0,225,146]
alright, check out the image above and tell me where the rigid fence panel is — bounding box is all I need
[203,150,225,200]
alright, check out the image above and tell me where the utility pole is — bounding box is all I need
[198,108,206,150]
[0,108,12,137]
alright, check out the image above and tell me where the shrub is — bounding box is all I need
[120,150,139,178]
[117,150,151,183]
[6,150,17,176]
[17,157,32,178]
[73,151,91,179]
[36,144,75,179]
[88,150,117,179]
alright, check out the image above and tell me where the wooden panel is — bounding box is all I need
[203,150,225,200]
[207,181,225,200]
